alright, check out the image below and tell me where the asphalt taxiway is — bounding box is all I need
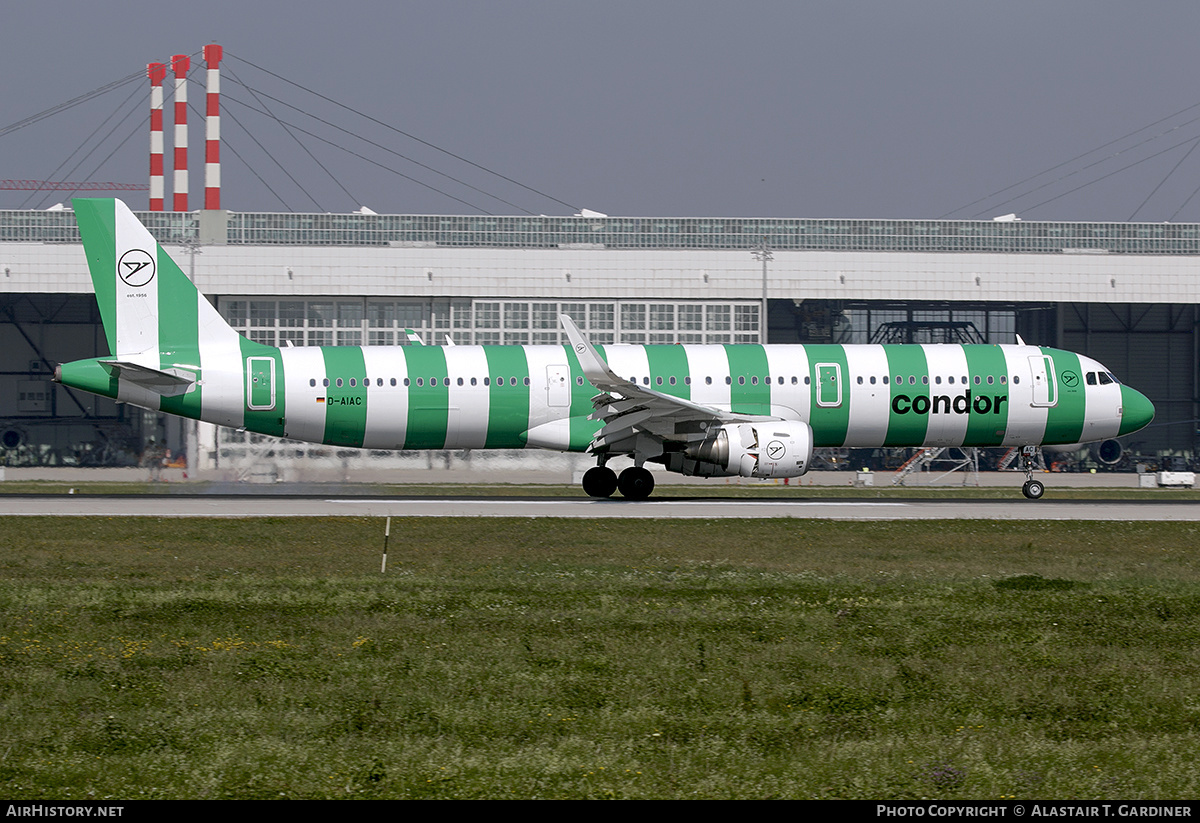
[1,493,1198,521]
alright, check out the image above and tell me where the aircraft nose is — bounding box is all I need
[1119,387,1155,436]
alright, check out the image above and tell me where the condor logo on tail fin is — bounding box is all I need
[72,198,242,359]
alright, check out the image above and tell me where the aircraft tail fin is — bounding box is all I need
[72,198,240,358]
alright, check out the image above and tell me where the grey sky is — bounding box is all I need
[5,1,1200,221]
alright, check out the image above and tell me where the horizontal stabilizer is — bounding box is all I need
[98,360,196,397]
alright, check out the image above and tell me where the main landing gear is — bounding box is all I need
[582,463,655,500]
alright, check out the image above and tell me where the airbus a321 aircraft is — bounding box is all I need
[54,199,1155,500]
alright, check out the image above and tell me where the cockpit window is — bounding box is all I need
[1098,372,1113,385]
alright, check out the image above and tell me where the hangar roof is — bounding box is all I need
[4,209,1200,255]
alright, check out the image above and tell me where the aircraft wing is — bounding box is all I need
[559,314,777,456]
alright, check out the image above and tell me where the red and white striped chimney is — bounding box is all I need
[171,54,190,211]
[147,62,166,211]
[203,44,222,210]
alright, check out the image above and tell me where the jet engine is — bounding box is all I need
[1044,439,1124,466]
[684,421,813,478]
[1092,439,1124,466]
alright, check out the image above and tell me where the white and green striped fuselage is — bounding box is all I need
[54,199,1157,496]
[66,337,1145,452]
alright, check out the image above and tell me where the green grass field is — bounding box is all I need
[0,515,1198,799]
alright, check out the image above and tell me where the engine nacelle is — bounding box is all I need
[1044,439,1124,466]
[685,421,813,478]
[1092,439,1124,466]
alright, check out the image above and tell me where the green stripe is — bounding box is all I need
[883,345,929,447]
[1041,348,1085,445]
[565,345,601,451]
[58,358,119,400]
[403,346,450,449]
[483,346,528,448]
[724,344,771,415]
[803,344,850,447]
[1118,384,1146,436]
[158,277,201,421]
[73,200,118,355]
[962,346,1010,446]
[644,345,690,400]
[319,345,365,446]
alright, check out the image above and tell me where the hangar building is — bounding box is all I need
[0,207,1194,476]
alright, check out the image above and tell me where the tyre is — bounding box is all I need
[617,466,655,499]
[582,466,618,498]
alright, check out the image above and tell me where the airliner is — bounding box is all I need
[53,199,1155,500]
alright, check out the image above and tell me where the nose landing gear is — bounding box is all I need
[1020,447,1046,500]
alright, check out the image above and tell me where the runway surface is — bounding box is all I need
[2,493,1199,520]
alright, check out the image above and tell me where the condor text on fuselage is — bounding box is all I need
[892,390,1008,417]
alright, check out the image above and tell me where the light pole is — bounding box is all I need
[751,236,772,344]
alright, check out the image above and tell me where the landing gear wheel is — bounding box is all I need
[582,466,618,498]
[617,466,655,500]
[1022,479,1045,500]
